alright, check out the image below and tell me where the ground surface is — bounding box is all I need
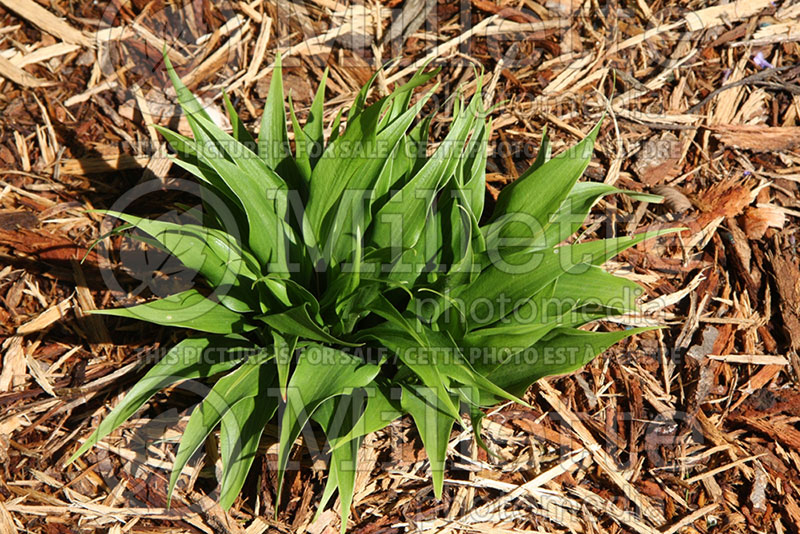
[1,0,799,533]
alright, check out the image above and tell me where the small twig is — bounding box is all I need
[687,64,798,114]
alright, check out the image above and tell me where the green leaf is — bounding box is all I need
[435,185,477,294]
[347,68,383,123]
[459,117,489,230]
[391,115,432,193]
[379,66,440,129]
[164,117,295,273]
[276,345,381,498]
[307,85,437,264]
[258,304,360,347]
[369,92,482,251]
[486,121,601,244]
[162,53,212,123]
[360,323,461,422]
[419,329,529,407]
[272,331,296,401]
[328,380,403,451]
[154,126,242,212]
[369,294,428,347]
[485,327,655,399]
[99,211,258,313]
[312,393,367,533]
[304,68,328,168]
[485,181,663,253]
[453,229,678,325]
[465,401,497,458]
[168,350,274,503]
[531,126,551,172]
[401,384,457,498]
[327,108,344,146]
[258,53,291,172]
[288,96,312,184]
[68,336,251,463]
[463,263,644,368]
[218,383,279,509]
[186,110,288,194]
[223,91,257,151]
[93,289,256,334]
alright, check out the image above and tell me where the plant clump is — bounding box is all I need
[70,54,672,530]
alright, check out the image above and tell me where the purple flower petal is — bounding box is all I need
[753,52,774,69]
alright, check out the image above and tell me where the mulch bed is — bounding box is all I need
[1,0,799,532]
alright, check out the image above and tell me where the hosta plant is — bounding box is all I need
[70,54,671,529]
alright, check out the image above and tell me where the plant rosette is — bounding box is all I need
[69,53,676,531]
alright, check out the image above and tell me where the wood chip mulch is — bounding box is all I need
[1,0,799,533]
